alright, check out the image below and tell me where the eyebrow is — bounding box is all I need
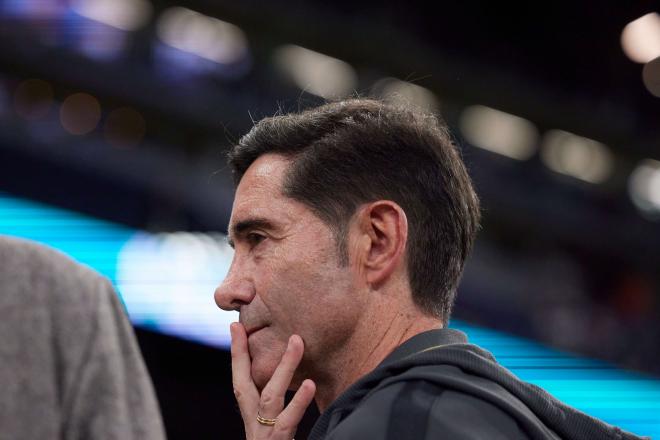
[227,218,276,248]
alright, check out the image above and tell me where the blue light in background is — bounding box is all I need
[0,193,132,281]
[116,230,237,347]
[0,192,237,345]
[0,192,658,438]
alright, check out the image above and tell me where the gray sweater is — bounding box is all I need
[0,236,166,440]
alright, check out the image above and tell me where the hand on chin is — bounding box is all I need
[230,322,316,440]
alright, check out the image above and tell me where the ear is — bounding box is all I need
[352,200,408,288]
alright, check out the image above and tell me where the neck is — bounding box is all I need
[312,298,442,412]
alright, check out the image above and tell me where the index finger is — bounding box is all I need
[260,335,304,402]
[256,334,305,420]
[230,322,259,413]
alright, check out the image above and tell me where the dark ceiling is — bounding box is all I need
[163,0,660,159]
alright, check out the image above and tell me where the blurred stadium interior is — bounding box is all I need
[1,0,659,438]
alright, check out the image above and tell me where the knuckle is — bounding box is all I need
[259,390,276,406]
[233,387,242,400]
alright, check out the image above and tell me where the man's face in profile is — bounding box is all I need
[215,153,362,389]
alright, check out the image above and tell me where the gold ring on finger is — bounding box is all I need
[256,413,278,426]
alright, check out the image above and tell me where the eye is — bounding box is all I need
[246,232,266,247]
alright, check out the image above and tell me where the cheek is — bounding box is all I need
[291,268,361,356]
[253,230,360,370]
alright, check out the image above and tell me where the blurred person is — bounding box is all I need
[0,235,166,440]
[215,99,645,439]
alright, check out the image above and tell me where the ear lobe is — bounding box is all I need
[357,201,408,288]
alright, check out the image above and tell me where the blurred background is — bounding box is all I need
[1,0,659,438]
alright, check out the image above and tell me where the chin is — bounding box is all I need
[250,352,304,392]
[250,346,284,391]
[251,363,274,391]
[248,331,288,390]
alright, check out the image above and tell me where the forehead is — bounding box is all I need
[230,153,298,223]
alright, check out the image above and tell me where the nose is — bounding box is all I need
[214,261,256,311]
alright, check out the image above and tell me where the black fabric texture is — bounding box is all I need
[308,328,649,440]
[386,381,436,440]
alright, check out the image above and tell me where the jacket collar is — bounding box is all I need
[381,327,469,365]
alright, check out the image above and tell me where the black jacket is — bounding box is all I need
[308,329,647,440]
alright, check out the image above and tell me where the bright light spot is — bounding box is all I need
[540,130,614,184]
[59,92,102,135]
[629,159,660,217]
[157,7,248,65]
[104,107,146,148]
[371,77,439,111]
[273,45,357,99]
[70,0,152,31]
[117,231,237,347]
[459,105,538,160]
[621,12,660,63]
[13,79,54,120]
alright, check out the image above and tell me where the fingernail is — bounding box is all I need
[289,334,300,346]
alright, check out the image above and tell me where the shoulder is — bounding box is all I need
[0,235,110,307]
[326,377,530,440]
[0,235,101,280]
[0,235,117,347]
